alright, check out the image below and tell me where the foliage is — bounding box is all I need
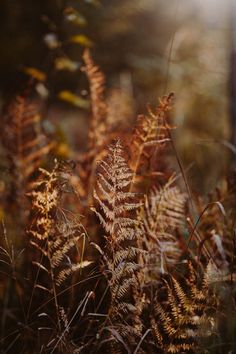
[0,52,236,354]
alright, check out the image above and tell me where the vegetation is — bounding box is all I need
[0,49,236,353]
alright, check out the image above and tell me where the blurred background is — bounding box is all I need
[0,0,232,193]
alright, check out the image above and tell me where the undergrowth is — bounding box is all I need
[0,50,236,354]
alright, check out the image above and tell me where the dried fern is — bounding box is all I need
[137,179,186,286]
[28,162,91,324]
[150,262,217,353]
[76,50,109,206]
[78,52,134,205]
[92,140,143,351]
[2,52,235,354]
[129,93,174,190]
[82,49,107,151]
[1,94,53,202]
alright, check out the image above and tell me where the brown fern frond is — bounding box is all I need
[76,50,109,206]
[25,160,95,352]
[1,94,54,203]
[137,179,186,285]
[92,140,143,351]
[151,262,217,353]
[82,49,107,151]
[92,141,141,247]
[129,93,174,189]
[28,162,90,309]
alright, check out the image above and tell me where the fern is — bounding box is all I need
[130,93,174,190]
[82,49,107,151]
[28,162,91,328]
[92,140,143,351]
[2,50,235,353]
[150,262,217,353]
[136,178,186,293]
[75,50,109,207]
[1,94,53,202]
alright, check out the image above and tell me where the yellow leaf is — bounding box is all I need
[54,57,80,71]
[69,35,93,48]
[23,67,46,82]
[58,90,90,108]
[55,142,71,158]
